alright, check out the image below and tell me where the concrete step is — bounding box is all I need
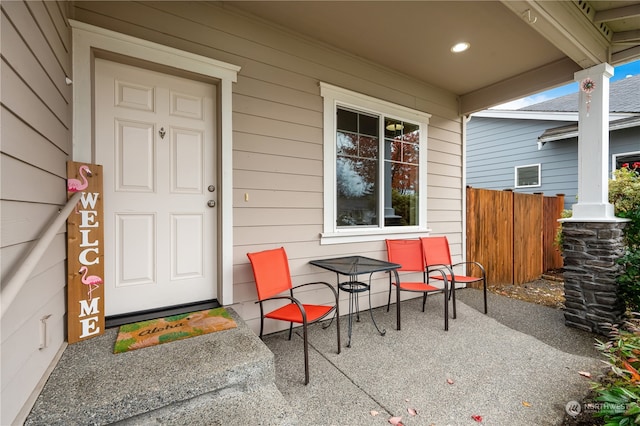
[116,382,296,425]
[25,308,296,425]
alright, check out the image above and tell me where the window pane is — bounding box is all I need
[336,157,378,226]
[359,114,378,137]
[403,142,419,165]
[337,131,358,156]
[517,165,539,186]
[385,162,418,226]
[384,118,419,226]
[358,135,378,159]
[337,108,357,132]
[336,107,379,228]
[402,122,419,140]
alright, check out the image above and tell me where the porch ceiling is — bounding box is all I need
[222,1,640,115]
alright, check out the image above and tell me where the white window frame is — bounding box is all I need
[320,83,431,245]
[612,150,640,173]
[514,164,541,188]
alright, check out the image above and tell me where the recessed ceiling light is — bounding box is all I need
[451,42,470,53]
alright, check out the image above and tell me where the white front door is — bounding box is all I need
[95,58,217,316]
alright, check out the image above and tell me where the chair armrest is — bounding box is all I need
[292,281,339,301]
[426,264,454,274]
[451,261,486,276]
[427,268,449,292]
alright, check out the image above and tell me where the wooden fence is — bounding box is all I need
[466,187,564,285]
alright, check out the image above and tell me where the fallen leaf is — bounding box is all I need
[578,371,592,378]
[522,401,532,407]
[472,414,483,422]
[446,378,455,385]
[388,416,403,425]
[371,410,379,417]
[407,407,418,416]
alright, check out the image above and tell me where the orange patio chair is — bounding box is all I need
[385,239,449,331]
[247,247,340,385]
[420,236,488,318]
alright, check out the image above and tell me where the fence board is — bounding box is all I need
[513,193,543,284]
[543,194,564,272]
[466,187,513,285]
[467,188,564,287]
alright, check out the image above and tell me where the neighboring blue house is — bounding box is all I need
[467,75,640,209]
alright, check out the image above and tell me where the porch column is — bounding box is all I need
[562,63,629,334]
[571,63,615,220]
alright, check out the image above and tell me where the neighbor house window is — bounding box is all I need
[515,164,540,188]
[613,151,640,172]
[320,83,431,244]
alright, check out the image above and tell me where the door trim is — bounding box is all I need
[70,20,239,306]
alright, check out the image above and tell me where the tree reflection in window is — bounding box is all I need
[335,108,420,228]
[336,108,379,226]
[385,119,419,226]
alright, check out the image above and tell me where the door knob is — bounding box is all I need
[207,200,216,208]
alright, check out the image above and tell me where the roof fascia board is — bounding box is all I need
[473,110,578,121]
[475,110,632,121]
[539,114,640,143]
[500,1,609,68]
[613,45,640,64]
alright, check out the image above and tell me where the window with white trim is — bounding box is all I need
[515,164,541,188]
[320,83,431,244]
[613,151,640,172]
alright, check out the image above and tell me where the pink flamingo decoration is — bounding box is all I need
[67,165,92,192]
[79,266,103,300]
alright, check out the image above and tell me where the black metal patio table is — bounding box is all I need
[309,256,401,347]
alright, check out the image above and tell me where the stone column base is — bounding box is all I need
[561,221,627,335]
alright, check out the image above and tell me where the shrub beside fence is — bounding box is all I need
[466,187,564,286]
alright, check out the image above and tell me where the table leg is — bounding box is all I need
[347,285,355,347]
[367,274,386,336]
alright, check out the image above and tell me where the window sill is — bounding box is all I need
[320,228,432,245]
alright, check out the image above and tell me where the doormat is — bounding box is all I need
[114,307,237,353]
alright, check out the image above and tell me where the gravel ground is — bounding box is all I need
[489,271,565,310]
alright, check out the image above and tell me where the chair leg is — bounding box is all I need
[288,322,293,340]
[451,281,457,319]
[422,293,427,312]
[443,280,449,331]
[335,305,341,354]
[483,277,488,314]
[259,317,265,339]
[302,321,310,385]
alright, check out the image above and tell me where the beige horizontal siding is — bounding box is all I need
[4,2,71,98]
[1,108,68,178]
[0,201,63,247]
[70,1,463,335]
[1,62,69,151]
[2,14,70,125]
[234,170,322,192]
[1,155,66,204]
[1,1,72,424]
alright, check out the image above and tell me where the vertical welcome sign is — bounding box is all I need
[67,161,105,344]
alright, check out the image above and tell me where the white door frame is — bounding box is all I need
[70,20,239,306]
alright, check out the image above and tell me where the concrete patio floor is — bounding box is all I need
[262,288,604,425]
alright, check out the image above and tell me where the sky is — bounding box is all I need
[492,59,640,110]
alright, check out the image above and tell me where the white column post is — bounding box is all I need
[569,63,617,221]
